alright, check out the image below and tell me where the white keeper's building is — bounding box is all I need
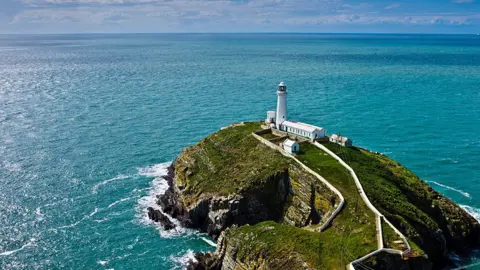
[266,82,326,141]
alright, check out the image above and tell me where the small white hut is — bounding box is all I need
[266,110,276,124]
[283,139,299,154]
[329,134,352,147]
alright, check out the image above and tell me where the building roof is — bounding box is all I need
[284,139,298,147]
[331,134,350,143]
[282,121,324,133]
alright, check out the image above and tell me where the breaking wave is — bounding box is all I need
[460,205,480,222]
[429,181,471,198]
[136,162,190,238]
[201,237,217,247]
[169,249,197,269]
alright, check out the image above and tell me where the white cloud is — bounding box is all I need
[384,3,400,10]
[3,0,480,33]
[283,13,478,26]
[452,0,475,3]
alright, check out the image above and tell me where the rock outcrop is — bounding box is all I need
[147,207,176,230]
[158,163,293,239]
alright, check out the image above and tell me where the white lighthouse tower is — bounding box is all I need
[275,82,287,128]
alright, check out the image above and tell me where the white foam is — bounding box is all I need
[55,207,99,230]
[93,217,110,223]
[136,162,191,238]
[108,197,131,208]
[137,163,171,178]
[35,207,45,221]
[92,175,130,194]
[89,207,99,217]
[97,260,108,266]
[0,238,35,256]
[57,220,83,229]
[169,249,197,269]
[460,205,480,222]
[201,237,217,247]
[429,181,471,198]
[3,161,22,173]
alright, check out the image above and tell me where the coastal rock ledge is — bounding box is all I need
[158,163,292,239]
[148,122,480,270]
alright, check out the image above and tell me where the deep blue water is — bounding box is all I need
[0,33,479,269]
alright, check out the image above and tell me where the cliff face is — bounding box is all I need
[158,163,293,238]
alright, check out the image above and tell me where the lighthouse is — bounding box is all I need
[276,82,287,128]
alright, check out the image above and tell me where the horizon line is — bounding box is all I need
[1,32,479,36]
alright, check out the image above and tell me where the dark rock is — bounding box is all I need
[147,207,176,230]
[158,163,293,240]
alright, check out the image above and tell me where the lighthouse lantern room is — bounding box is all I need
[266,82,326,141]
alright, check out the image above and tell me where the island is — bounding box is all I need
[148,83,480,270]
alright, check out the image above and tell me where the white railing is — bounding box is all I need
[312,142,412,269]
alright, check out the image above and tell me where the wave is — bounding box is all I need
[35,207,45,221]
[97,260,108,266]
[0,238,35,257]
[137,163,171,178]
[92,175,130,194]
[429,181,471,198]
[169,249,197,269]
[460,205,480,222]
[201,237,217,247]
[55,207,99,230]
[89,207,99,217]
[108,197,132,208]
[136,162,191,238]
[93,217,110,223]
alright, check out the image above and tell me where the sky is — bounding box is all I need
[0,0,479,34]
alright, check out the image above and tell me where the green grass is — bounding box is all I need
[226,221,373,269]
[175,122,293,206]
[295,143,378,266]
[323,142,431,255]
[382,219,400,249]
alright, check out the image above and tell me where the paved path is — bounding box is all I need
[312,142,411,269]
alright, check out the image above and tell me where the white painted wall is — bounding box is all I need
[311,128,325,140]
[266,110,276,124]
[283,142,299,154]
[276,89,287,128]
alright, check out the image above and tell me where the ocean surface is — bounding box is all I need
[0,33,479,269]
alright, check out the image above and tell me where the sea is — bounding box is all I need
[0,33,479,269]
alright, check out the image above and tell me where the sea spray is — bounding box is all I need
[460,205,480,222]
[136,162,191,237]
[169,249,197,269]
[429,181,471,198]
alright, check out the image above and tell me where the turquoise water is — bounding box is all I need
[0,34,479,269]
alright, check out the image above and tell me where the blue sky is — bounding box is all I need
[0,0,479,33]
